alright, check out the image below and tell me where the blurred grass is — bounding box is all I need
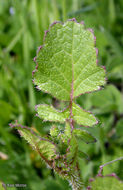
[0,0,123,189]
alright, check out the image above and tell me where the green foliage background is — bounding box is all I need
[0,0,123,189]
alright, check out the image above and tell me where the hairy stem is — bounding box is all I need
[99,157,123,175]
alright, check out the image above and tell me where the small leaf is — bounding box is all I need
[72,103,97,126]
[66,135,78,162]
[73,129,96,143]
[64,121,72,138]
[78,151,90,161]
[50,125,60,138]
[90,175,123,190]
[10,124,57,160]
[36,103,97,126]
[36,104,69,123]
[37,140,57,160]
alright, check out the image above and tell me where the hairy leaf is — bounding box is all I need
[33,20,106,101]
[72,103,97,126]
[50,125,60,138]
[90,176,123,190]
[36,104,69,123]
[37,141,57,160]
[36,103,97,126]
[66,135,78,162]
[78,151,90,161]
[73,129,96,143]
[10,124,57,160]
[64,122,71,138]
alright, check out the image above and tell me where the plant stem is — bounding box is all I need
[99,157,123,175]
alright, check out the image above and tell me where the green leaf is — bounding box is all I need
[90,176,123,190]
[50,125,60,138]
[33,20,106,101]
[73,129,96,143]
[10,124,57,161]
[37,140,57,160]
[36,104,69,123]
[78,151,90,161]
[36,103,97,126]
[64,121,72,138]
[72,103,97,126]
[66,134,78,162]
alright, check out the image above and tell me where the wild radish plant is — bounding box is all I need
[10,19,107,190]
